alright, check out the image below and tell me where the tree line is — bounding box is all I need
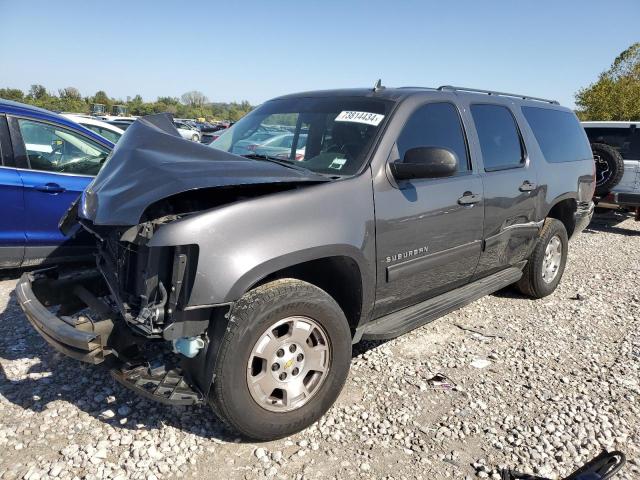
[575,42,640,121]
[2,43,638,123]
[0,86,253,122]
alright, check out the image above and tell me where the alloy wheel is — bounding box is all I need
[247,316,331,412]
[541,235,563,283]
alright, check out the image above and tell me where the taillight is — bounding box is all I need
[294,153,305,161]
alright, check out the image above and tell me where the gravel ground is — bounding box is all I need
[1,212,638,480]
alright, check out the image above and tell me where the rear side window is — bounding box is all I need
[471,104,524,171]
[583,126,640,160]
[522,107,592,163]
[397,102,470,173]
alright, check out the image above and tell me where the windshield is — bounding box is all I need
[210,96,392,176]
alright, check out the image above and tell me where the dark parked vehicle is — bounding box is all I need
[200,123,230,144]
[0,100,114,268]
[105,120,135,131]
[17,85,595,440]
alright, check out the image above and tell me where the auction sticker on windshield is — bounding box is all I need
[335,111,385,126]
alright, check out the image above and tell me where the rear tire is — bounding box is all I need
[516,218,568,298]
[592,142,624,196]
[208,279,352,441]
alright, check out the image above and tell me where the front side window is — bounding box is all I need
[17,119,110,176]
[471,104,524,171]
[396,102,470,173]
[522,107,592,163]
[210,97,392,176]
[584,126,640,160]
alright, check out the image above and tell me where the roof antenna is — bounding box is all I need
[373,79,385,92]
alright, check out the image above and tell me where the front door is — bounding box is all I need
[373,102,484,318]
[10,117,108,262]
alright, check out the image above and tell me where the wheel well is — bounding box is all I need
[251,256,363,336]
[547,199,577,238]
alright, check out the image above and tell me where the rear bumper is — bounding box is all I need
[597,191,640,208]
[574,201,595,235]
[16,268,113,364]
[614,191,640,207]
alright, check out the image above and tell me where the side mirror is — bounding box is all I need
[390,146,458,180]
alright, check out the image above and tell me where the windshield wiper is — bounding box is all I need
[241,153,311,172]
[241,153,339,180]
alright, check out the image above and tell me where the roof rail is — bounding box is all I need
[398,86,437,91]
[437,85,559,105]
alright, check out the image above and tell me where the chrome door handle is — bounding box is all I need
[458,192,482,205]
[519,181,537,192]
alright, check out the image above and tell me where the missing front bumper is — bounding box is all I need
[16,266,205,405]
[16,268,113,364]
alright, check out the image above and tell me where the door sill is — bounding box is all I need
[358,266,523,341]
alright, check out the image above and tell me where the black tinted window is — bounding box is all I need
[584,126,640,160]
[471,104,523,170]
[397,102,469,172]
[523,107,592,163]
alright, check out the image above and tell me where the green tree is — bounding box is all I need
[54,87,87,112]
[92,90,111,105]
[127,94,145,115]
[575,42,640,120]
[1,83,252,120]
[157,96,180,105]
[0,88,24,101]
[27,84,48,100]
[59,87,82,100]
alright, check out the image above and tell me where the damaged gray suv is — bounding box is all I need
[18,85,595,440]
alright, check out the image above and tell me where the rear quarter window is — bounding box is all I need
[522,107,592,163]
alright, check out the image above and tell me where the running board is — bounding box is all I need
[360,267,522,341]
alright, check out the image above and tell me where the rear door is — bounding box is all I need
[0,114,25,267]
[373,101,484,317]
[466,103,541,278]
[8,116,109,262]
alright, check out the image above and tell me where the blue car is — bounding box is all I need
[0,100,114,268]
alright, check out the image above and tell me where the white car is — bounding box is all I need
[62,114,125,144]
[254,133,308,161]
[174,120,201,142]
[582,121,640,218]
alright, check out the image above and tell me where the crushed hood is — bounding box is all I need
[79,114,329,226]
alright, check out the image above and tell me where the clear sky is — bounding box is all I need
[1,0,638,108]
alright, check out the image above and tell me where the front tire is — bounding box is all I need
[516,218,568,298]
[208,279,352,440]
